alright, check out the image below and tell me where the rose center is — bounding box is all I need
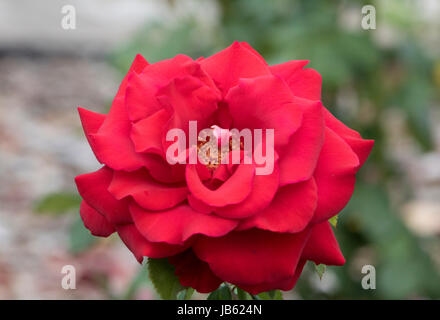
[197,126,241,169]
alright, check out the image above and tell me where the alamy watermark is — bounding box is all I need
[61,265,76,290]
[361,265,376,290]
[61,5,76,30]
[361,5,376,30]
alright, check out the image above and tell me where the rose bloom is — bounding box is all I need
[75,42,373,294]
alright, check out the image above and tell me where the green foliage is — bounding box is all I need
[35,192,81,215]
[329,215,338,228]
[236,287,253,300]
[177,288,194,300]
[207,284,232,300]
[314,264,326,280]
[147,258,185,299]
[258,290,283,300]
[346,184,440,299]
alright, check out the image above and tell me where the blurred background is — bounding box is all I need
[0,0,439,299]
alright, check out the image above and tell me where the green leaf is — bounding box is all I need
[68,216,96,254]
[34,192,81,215]
[314,263,326,280]
[236,287,252,300]
[184,287,195,300]
[177,288,194,300]
[257,289,283,300]
[269,290,283,300]
[207,284,232,300]
[329,215,338,228]
[148,258,184,299]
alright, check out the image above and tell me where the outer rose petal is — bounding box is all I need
[77,107,106,162]
[302,222,345,266]
[324,108,374,167]
[92,96,151,171]
[88,55,151,171]
[185,162,255,208]
[278,98,324,185]
[169,250,222,293]
[269,60,309,79]
[79,201,115,237]
[312,128,360,223]
[106,54,149,111]
[238,41,267,64]
[226,75,303,148]
[116,54,149,99]
[238,178,317,233]
[75,167,131,225]
[239,259,307,294]
[108,169,188,211]
[193,228,311,291]
[116,224,186,263]
[129,204,238,245]
[200,41,271,95]
[287,68,322,101]
[269,58,321,101]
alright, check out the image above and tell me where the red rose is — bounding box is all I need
[75,42,373,294]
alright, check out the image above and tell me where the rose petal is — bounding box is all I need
[287,68,322,101]
[214,162,280,219]
[158,75,220,158]
[108,169,188,211]
[116,54,149,100]
[130,108,171,156]
[238,178,317,233]
[193,228,311,288]
[200,41,271,96]
[302,222,345,266]
[79,201,115,237]
[312,128,360,223]
[93,97,151,171]
[324,108,374,167]
[125,54,193,122]
[269,60,309,79]
[125,73,161,122]
[169,250,222,293]
[158,76,218,125]
[238,41,268,64]
[238,259,307,294]
[75,167,131,225]
[116,224,186,263]
[88,55,152,171]
[226,75,303,148]
[187,194,213,214]
[143,153,186,184]
[77,107,106,162]
[185,162,255,208]
[278,98,324,185]
[127,55,220,122]
[158,75,219,142]
[130,204,238,245]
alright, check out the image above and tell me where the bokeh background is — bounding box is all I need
[0,0,439,299]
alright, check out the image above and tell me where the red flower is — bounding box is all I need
[75,42,373,294]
